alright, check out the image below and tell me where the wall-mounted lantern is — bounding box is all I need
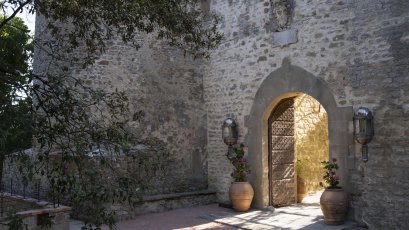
[222,118,238,160]
[353,107,374,162]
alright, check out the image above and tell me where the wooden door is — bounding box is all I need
[268,98,296,207]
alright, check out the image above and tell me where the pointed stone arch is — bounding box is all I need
[246,58,353,208]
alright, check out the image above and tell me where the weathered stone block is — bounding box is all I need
[271,29,298,47]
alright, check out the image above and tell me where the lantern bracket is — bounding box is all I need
[353,107,374,162]
[222,118,238,160]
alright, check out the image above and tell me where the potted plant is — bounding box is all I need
[319,158,348,225]
[228,144,254,212]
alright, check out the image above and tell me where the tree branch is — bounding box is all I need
[0,0,33,30]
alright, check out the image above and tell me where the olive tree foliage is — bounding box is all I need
[0,15,33,204]
[0,0,222,229]
[1,0,222,59]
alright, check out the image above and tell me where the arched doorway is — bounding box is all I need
[268,95,329,207]
[246,59,353,209]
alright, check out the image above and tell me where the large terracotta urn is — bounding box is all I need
[229,182,254,212]
[320,188,348,225]
[297,177,307,203]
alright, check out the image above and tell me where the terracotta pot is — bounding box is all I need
[229,182,254,212]
[297,177,307,203]
[320,188,348,225]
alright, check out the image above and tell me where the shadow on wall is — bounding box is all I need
[294,94,329,194]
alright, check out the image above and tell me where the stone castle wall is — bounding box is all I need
[33,17,209,194]
[32,0,409,228]
[72,37,209,194]
[205,0,409,229]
